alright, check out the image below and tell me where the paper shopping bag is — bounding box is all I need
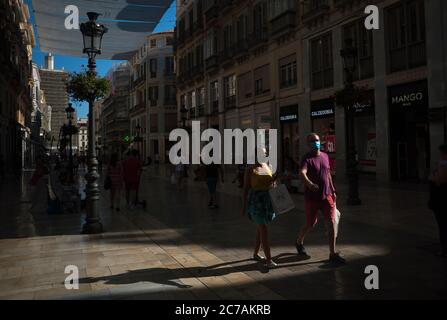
[334,206,341,238]
[269,184,295,215]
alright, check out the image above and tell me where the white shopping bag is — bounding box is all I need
[334,206,341,238]
[269,184,295,215]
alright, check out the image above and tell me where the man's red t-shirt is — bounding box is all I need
[123,156,142,183]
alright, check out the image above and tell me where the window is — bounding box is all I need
[279,55,297,89]
[253,1,267,36]
[310,33,333,90]
[343,19,374,80]
[164,85,176,105]
[166,37,173,46]
[210,80,219,113]
[255,79,263,95]
[149,86,159,106]
[150,59,158,78]
[237,72,253,100]
[254,64,270,95]
[197,87,205,116]
[386,0,426,72]
[165,56,174,75]
[224,75,236,109]
[150,39,157,48]
[205,30,218,58]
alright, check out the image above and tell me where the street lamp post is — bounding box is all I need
[340,38,361,205]
[65,103,75,183]
[80,12,108,234]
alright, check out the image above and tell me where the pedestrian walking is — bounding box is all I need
[205,162,224,209]
[429,144,447,257]
[295,133,346,264]
[122,149,142,209]
[241,148,278,268]
[107,153,124,212]
[29,155,48,213]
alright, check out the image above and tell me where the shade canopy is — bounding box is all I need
[31,0,172,60]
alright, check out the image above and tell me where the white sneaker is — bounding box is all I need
[265,260,278,269]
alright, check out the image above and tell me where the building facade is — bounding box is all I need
[77,118,88,156]
[0,0,35,173]
[31,62,51,163]
[39,54,76,154]
[129,31,177,163]
[102,62,132,161]
[175,0,447,182]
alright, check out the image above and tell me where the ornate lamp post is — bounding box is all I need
[80,12,108,233]
[65,103,75,182]
[340,38,361,205]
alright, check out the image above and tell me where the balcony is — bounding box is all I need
[205,54,219,72]
[133,75,145,88]
[220,0,235,14]
[220,46,235,65]
[249,27,268,48]
[205,3,219,24]
[302,0,330,24]
[224,96,236,110]
[193,64,204,80]
[193,19,204,34]
[270,10,297,36]
[235,39,249,56]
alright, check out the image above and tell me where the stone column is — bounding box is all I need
[298,38,312,162]
[373,5,391,182]
[332,25,347,183]
[426,0,447,170]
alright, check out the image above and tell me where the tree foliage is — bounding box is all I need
[66,71,110,103]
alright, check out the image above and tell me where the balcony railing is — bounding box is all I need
[302,0,330,23]
[133,75,145,88]
[235,39,249,55]
[220,46,235,64]
[205,54,219,71]
[224,96,236,109]
[205,3,219,24]
[270,10,297,35]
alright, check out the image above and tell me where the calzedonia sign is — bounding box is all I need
[311,99,335,119]
[389,80,428,108]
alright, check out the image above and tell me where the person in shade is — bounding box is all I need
[429,144,447,257]
[241,148,278,269]
[122,149,142,209]
[205,162,224,209]
[295,133,346,264]
[107,153,124,212]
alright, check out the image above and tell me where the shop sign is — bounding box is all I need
[352,91,375,115]
[280,105,298,122]
[311,99,335,119]
[389,80,428,108]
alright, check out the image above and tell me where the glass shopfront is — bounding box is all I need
[280,105,299,173]
[352,90,376,173]
[311,99,336,174]
[389,80,429,181]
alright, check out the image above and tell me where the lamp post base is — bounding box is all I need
[82,221,103,234]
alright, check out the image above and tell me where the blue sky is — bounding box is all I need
[25,0,176,118]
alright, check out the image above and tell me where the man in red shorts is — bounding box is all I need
[122,149,142,209]
[295,133,346,263]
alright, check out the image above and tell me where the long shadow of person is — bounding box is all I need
[78,253,326,289]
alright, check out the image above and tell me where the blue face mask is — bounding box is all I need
[311,141,321,151]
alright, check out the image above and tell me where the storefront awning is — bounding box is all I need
[31,0,172,60]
